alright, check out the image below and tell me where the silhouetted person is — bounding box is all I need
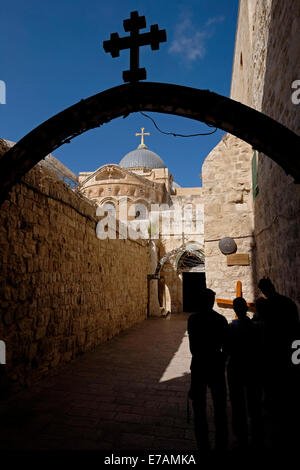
[258,278,299,453]
[258,277,298,379]
[187,288,228,454]
[252,296,268,325]
[226,297,263,451]
[258,278,298,333]
[252,297,267,393]
[252,296,267,401]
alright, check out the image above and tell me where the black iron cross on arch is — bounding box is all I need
[103,11,166,83]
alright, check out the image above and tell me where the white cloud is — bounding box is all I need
[169,13,225,64]
[205,15,225,27]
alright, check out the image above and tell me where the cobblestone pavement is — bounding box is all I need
[0,314,233,451]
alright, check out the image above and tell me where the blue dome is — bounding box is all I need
[119,147,166,169]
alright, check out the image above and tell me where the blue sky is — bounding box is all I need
[1,0,238,187]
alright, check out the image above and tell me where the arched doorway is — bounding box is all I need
[176,244,205,312]
[153,243,205,314]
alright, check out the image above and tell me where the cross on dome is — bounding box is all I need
[136,128,150,149]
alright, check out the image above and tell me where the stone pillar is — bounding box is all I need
[148,241,162,316]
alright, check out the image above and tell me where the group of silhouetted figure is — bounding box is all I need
[187,278,300,456]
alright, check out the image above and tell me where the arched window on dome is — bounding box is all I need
[103,201,116,214]
[97,201,116,218]
[132,202,148,220]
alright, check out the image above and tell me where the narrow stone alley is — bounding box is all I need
[0,315,205,451]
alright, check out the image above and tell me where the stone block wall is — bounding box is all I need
[231,0,300,310]
[0,141,151,391]
[202,134,255,321]
[230,0,272,111]
[254,0,300,309]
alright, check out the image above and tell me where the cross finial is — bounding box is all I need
[103,11,167,83]
[136,127,150,149]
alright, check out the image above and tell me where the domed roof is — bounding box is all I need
[119,146,166,170]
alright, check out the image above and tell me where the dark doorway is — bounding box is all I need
[182,272,206,312]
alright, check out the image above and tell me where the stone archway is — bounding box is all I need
[150,244,205,314]
[1,81,300,203]
[154,245,205,277]
[176,247,205,273]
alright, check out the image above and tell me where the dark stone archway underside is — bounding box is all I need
[1,82,299,202]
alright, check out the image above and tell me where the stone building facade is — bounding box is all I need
[202,134,255,318]
[230,0,300,311]
[78,130,205,316]
[77,123,258,320]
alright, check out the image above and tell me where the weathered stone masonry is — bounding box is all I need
[0,140,151,390]
[202,134,255,320]
[231,0,300,311]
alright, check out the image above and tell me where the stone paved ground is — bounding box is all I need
[0,314,233,451]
